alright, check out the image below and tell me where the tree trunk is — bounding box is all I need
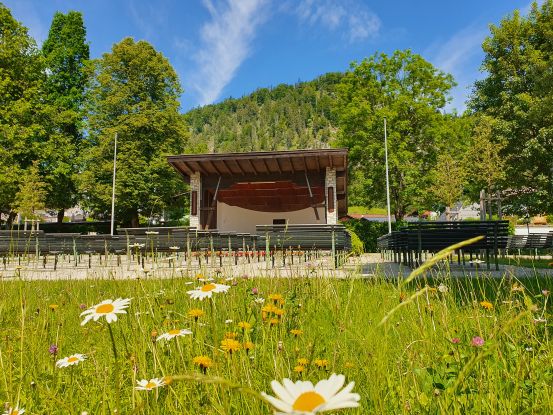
[6,211,17,228]
[130,210,139,228]
[57,209,65,224]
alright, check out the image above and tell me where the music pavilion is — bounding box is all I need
[167,149,348,234]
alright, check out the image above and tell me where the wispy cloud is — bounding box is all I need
[291,0,381,42]
[191,0,269,106]
[427,25,488,112]
[127,0,169,41]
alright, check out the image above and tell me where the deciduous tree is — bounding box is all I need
[80,38,188,227]
[42,11,89,222]
[335,50,455,219]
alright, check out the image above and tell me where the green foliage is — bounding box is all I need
[429,152,468,218]
[335,50,456,219]
[343,219,404,252]
[185,73,342,152]
[41,11,89,217]
[0,4,45,221]
[347,228,364,255]
[80,38,189,226]
[470,0,553,215]
[13,161,49,219]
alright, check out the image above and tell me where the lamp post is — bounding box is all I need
[384,117,392,234]
[110,133,117,236]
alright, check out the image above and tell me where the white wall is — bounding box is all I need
[515,225,553,235]
[216,202,324,233]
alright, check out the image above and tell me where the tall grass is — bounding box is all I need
[0,266,551,413]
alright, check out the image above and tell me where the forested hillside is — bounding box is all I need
[184,73,343,153]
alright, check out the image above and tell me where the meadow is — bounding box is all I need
[0,264,551,414]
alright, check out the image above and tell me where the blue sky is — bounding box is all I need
[3,0,537,112]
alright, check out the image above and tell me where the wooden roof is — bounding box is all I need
[167,148,348,217]
[167,148,348,177]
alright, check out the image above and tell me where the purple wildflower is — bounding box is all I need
[451,337,461,344]
[471,336,485,347]
[251,287,259,295]
[48,344,58,355]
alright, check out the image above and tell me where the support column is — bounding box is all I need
[189,172,201,229]
[325,167,337,225]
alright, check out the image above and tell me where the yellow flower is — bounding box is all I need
[290,329,303,337]
[49,304,59,311]
[273,308,285,317]
[243,341,255,352]
[314,358,329,368]
[262,304,277,314]
[268,293,284,303]
[238,321,252,330]
[192,355,213,372]
[220,338,241,354]
[293,365,305,373]
[269,318,279,326]
[511,283,524,292]
[297,358,309,366]
[480,301,493,310]
[224,332,237,339]
[164,376,173,386]
[188,308,205,320]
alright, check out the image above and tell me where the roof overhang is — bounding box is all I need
[167,148,348,217]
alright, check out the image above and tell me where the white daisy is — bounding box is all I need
[56,354,87,368]
[261,373,360,414]
[156,328,193,342]
[438,284,448,293]
[80,298,131,326]
[135,378,165,391]
[187,283,230,301]
[254,298,266,304]
[3,407,25,415]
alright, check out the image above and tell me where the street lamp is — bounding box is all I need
[110,132,118,236]
[384,117,392,234]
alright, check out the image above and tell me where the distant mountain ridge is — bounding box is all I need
[184,72,343,154]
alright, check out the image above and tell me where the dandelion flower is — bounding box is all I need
[156,328,192,342]
[3,406,25,415]
[294,365,305,373]
[290,329,303,337]
[136,378,165,391]
[224,332,238,339]
[187,283,230,301]
[314,359,329,369]
[244,341,255,352]
[238,321,252,330]
[480,301,493,310]
[193,355,213,373]
[49,304,59,311]
[297,358,309,366]
[188,308,204,321]
[274,308,285,317]
[261,373,360,414]
[80,298,131,326]
[221,338,241,354]
[56,353,86,368]
[269,318,280,326]
[269,293,284,303]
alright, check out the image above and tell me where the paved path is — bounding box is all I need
[1,252,551,281]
